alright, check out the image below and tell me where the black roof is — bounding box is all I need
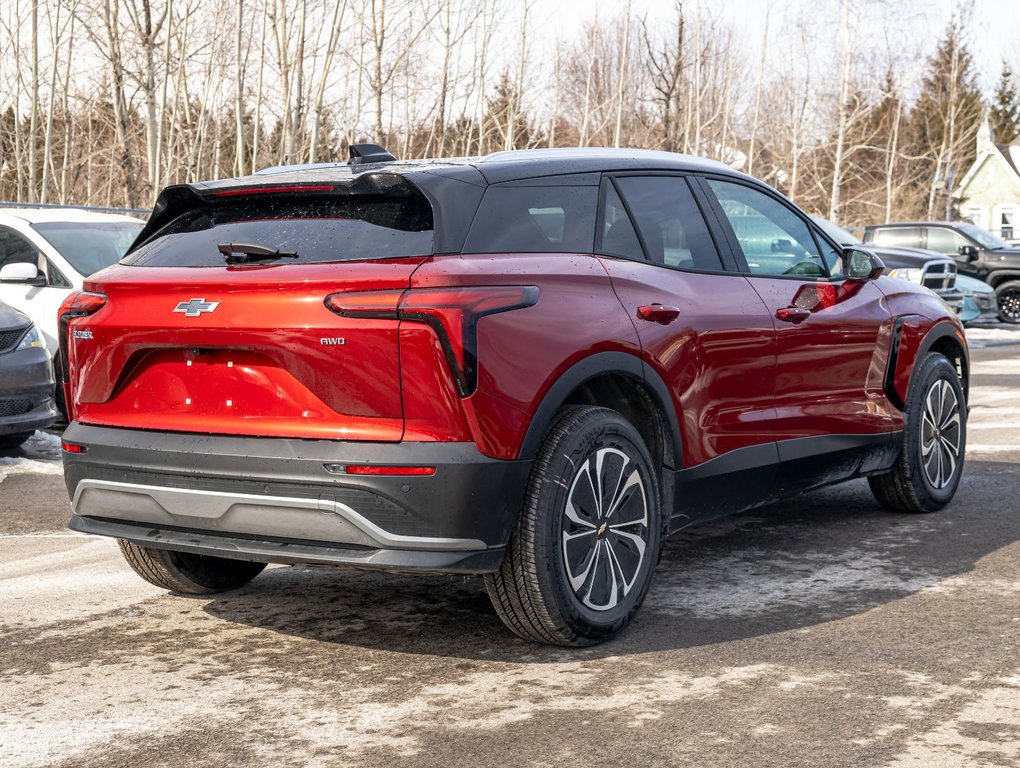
[189,147,738,191]
[134,149,745,256]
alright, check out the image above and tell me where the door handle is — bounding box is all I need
[637,304,681,324]
[776,306,811,324]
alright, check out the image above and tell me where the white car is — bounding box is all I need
[0,208,144,354]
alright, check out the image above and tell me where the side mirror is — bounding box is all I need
[844,247,885,281]
[959,244,979,261]
[0,262,45,286]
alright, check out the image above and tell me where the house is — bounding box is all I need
[956,118,1020,242]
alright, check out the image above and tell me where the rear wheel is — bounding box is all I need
[869,353,966,513]
[995,280,1020,324]
[117,540,266,594]
[485,406,661,646]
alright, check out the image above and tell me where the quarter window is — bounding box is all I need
[463,185,597,254]
[707,179,828,278]
[614,176,723,271]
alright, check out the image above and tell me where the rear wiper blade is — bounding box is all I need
[217,242,299,263]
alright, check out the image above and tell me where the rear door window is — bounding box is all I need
[613,176,724,271]
[124,191,434,267]
[599,183,645,261]
[463,185,597,254]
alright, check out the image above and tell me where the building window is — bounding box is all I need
[962,205,985,229]
[1000,208,1014,240]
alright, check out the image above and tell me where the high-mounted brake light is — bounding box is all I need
[211,184,335,197]
[324,285,539,396]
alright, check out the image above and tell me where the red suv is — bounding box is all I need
[60,147,969,646]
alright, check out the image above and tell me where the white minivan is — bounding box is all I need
[0,208,144,352]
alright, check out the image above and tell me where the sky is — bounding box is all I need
[526,0,1019,95]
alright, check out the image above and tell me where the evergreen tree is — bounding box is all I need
[990,63,1020,143]
[903,21,983,219]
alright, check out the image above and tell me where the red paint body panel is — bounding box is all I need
[598,257,778,466]
[410,253,642,458]
[745,277,898,438]
[877,277,968,406]
[73,259,427,440]
[67,243,966,469]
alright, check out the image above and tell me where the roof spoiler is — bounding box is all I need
[348,144,396,165]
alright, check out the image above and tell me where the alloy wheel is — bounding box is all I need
[1000,286,1020,322]
[561,447,650,612]
[920,378,962,490]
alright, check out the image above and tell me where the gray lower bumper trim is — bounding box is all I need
[69,515,504,573]
[72,479,485,551]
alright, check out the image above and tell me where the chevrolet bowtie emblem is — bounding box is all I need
[173,298,220,317]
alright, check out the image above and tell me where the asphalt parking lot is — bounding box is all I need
[2,325,1019,768]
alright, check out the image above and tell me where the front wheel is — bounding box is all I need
[118,540,266,594]
[869,352,966,513]
[995,280,1020,324]
[485,406,662,646]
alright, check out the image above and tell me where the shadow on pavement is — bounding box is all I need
[198,459,1020,663]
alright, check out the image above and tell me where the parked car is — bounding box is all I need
[813,217,963,315]
[0,208,144,410]
[60,147,968,646]
[862,221,1020,323]
[955,274,999,325]
[0,301,57,449]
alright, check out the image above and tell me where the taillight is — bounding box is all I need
[325,285,539,396]
[58,291,107,381]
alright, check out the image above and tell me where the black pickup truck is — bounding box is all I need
[863,221,1020,323]
[813,218,963,316]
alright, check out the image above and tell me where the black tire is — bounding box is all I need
[484,406,662,646]
[0,433,32,450]
[117,540,266,594]
[869,353,966,513]
[995,280,1020,324]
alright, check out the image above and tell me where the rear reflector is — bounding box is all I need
[343,465,436,476]
[61,441,86,454]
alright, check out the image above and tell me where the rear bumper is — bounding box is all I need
[62,423,532,574]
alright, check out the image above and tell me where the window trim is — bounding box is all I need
[693,174,840,283]
[595,171,736,276]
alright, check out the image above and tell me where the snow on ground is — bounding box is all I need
[0,431,64,482]
[20,430,62,459]
[965,325,1020,348]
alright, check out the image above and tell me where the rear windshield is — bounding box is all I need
[32,221,143,276]
[463,185,597,254]
[123,193,434,267]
